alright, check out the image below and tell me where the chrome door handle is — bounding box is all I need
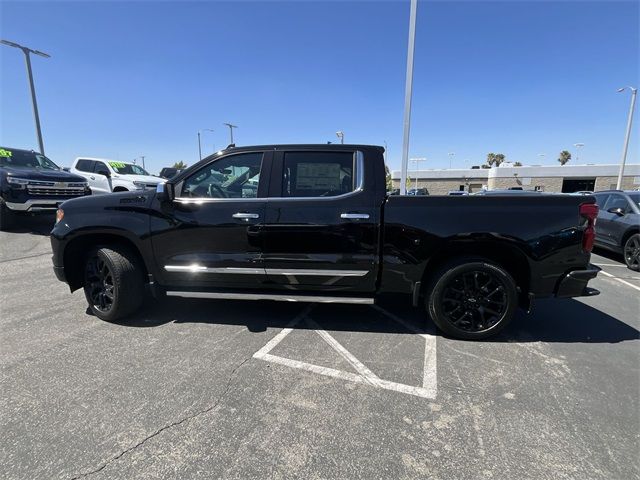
[90,176,95,180]
[232,212,260,219]
[340,213,370,220]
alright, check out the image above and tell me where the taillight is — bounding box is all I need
[579,203,598,253]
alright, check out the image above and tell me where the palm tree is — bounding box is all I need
[558,151,571,166]
[486,153,506,167]
[173,161,188,169]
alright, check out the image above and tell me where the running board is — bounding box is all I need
[165,291,375,305]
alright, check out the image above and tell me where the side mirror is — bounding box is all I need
[607,207,625,216]
[156,182,175,202]
[97,169,111,178]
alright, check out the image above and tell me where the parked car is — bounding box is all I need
[0,147,90,231]
[70,158,164,194]
[51,144,600,340]
[159,167,183,179]
[473,189,542,196]
[447,190,468,196]
[592,190,640,271]
[407,188,429,195]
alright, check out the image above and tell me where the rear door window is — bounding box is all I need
[75,159,95,172]
[281,151,355,198]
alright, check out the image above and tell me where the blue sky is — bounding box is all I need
[1,0,638,174]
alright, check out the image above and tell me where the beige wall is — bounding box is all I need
[392,179,473,195]
[594,176,637,191]
[488,176,563,192]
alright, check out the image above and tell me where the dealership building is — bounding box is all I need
[391,163,640,194]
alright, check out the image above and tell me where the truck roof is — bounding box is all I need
[223,144,385,153]
[73,157,134,164]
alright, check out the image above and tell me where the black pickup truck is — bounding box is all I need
[1,147,90,230]
[51,144,600,339]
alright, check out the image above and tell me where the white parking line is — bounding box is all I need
[599,270,640,292]
[252,305,438,399]
[593,263,628,268]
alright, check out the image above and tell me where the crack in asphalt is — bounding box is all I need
[68,355,253,480]
[0,251,51,264]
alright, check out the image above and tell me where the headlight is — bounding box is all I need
[132,181,146,189]
[7,177,29,189]
[56,208,64,224]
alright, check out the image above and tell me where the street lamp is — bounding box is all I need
[400,0,419,195]
[616,86,637,190]
[573,143,584,162]
[223,123,237,145]
[410,157,426,190]
[1,39,50,155]
[448,152,456,169]
[197,128,214,160]
[132,156,146,170]
[336,131,344,144]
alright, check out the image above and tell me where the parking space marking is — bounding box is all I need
[599,270,640,292]
[253,305,437,399]
[593,263,628,268]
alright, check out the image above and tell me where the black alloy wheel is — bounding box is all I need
[441,270,508,332]
[624,233,640,271]
[427,258,518,340]
[85,254,115,313]
[82,246,145,321]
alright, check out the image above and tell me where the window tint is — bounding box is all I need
[181,152,263,199]
[593,193,610,208]
[282,151,355,197]
[604,194,631,212]
[93,161,109,174]
[75,159,95,172]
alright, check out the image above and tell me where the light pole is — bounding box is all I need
[197,128,214,160]
[448,152,456,169]
[223,123,237,145]
[616,86,637,190]
[383,140,388,165]
[1,39,50,155]
[400,0,418,195]
[336,131,344,144]
[410,157,426,190]
[573,143,584,162]
[132,156,147,170]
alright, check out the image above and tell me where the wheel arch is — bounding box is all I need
[63,232,149,291]
[419,238,531,306]
[621,227,640,248]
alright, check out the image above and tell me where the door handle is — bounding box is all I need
[340,213,370,220]
[232,212,260,219]
[90,176,95,180]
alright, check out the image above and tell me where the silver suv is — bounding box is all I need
[593,190,640,271]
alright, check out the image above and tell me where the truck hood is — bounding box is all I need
[1,166,86,183]
[112,174,164,184]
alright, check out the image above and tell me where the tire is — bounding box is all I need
[426,257,518,340]
[0,200,15,231]
[623,233,640,272]
[83,246,145,322]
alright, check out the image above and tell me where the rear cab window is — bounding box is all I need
[281,151,357,198]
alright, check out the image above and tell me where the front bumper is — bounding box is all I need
[555,266,601,298]
[6,199,64,212]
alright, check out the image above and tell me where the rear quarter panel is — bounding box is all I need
[382,194,594,297]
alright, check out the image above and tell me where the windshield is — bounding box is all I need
[108,161,149,175]
[629,193,640,208]
[0,147,60,170]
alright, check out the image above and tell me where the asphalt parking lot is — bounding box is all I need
[1,216,639,480]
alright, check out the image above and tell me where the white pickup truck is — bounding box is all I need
[70,158,164,194]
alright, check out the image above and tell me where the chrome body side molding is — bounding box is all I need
[165,291,375,304]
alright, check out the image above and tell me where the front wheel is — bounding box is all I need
[426,258,518,340]
[83,246,145,321]
[623,233,640,271]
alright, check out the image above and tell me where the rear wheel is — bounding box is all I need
[623,233,640,271]
[426,258,518,340]
[0,200,15,231]
[83,246,145,321]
